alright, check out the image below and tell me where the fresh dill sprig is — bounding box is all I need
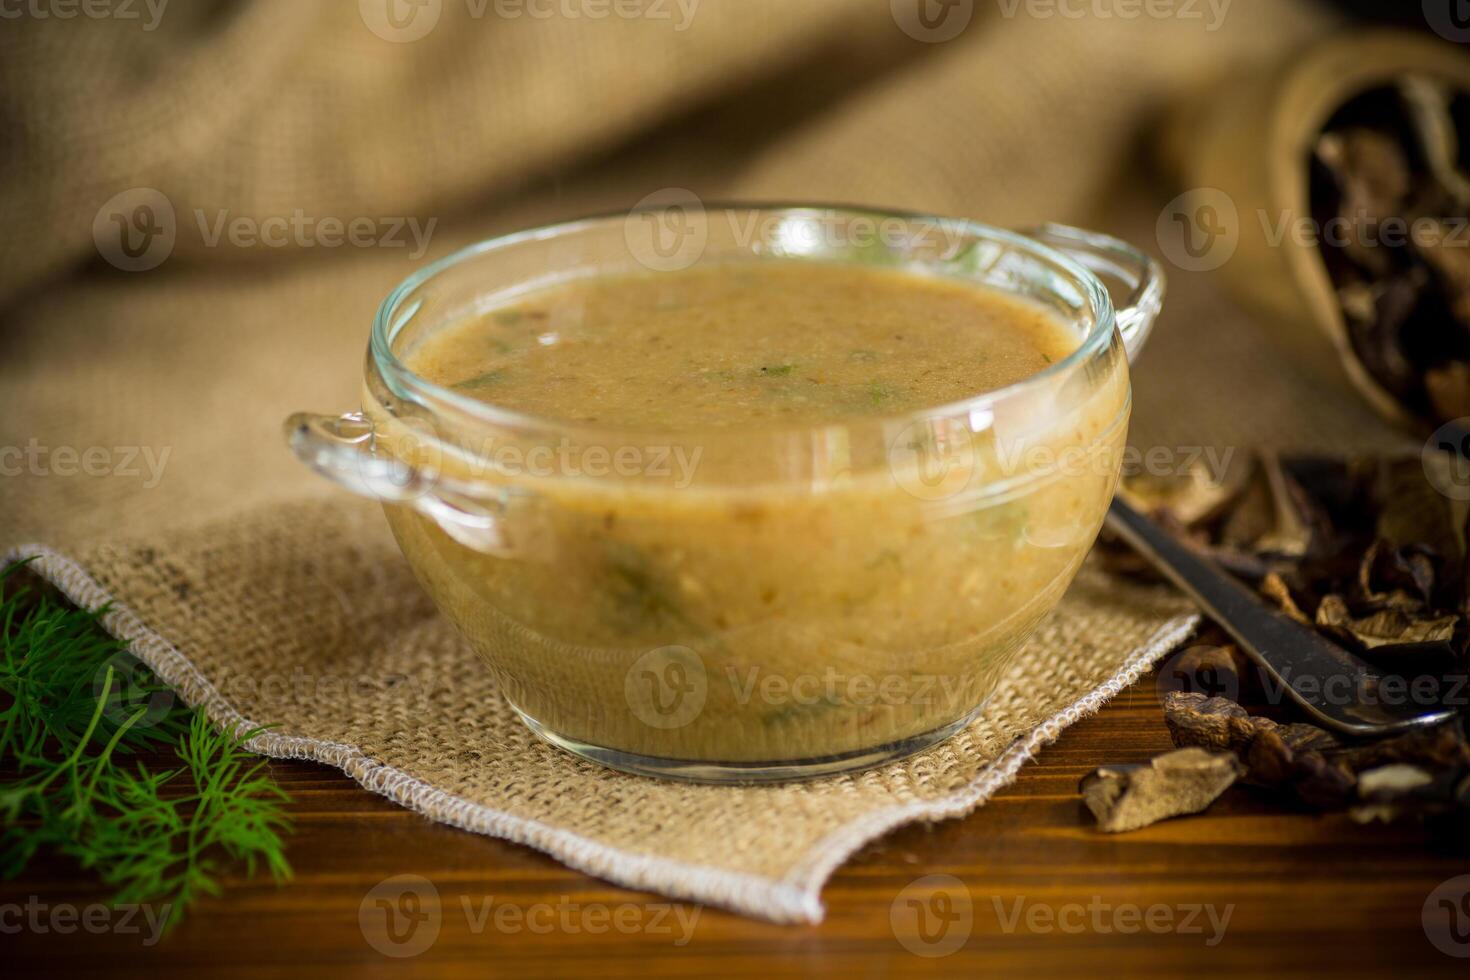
[0,559,293,931]
[0,595,185,763]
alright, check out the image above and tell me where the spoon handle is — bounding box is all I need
[1104,496,1456,736]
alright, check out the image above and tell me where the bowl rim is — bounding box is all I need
[368,201,1119,442]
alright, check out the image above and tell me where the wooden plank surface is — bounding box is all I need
[6,674,1469,978]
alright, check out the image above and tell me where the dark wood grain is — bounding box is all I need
[6,675,1468,978]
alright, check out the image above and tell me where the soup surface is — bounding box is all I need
[405,262,1078,429]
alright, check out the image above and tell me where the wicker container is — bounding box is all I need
[1160,30,1470,431]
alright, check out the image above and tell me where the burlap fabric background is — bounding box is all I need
[0,1,1421,921]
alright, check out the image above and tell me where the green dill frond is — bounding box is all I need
[0,558,294,933]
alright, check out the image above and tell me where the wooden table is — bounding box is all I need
[7,672,1468,978]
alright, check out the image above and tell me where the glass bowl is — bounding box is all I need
[285,204,1163,783]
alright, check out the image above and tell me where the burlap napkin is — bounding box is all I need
[2,0,1414,922]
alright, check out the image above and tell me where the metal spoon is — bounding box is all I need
[1105,496,1461,737]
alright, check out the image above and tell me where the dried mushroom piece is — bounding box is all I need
[1261,572,1313,623]
[1119,451,1253,528]
[1330,719,1470,774]
[1160,642,1245,701]
[1415,220,1470,325]
[1426,360,1470,422]
[1315,128,1410,278]
[1315,595,1457,650]
[1400,75,1470,210]
[1163,691,1261,753]
[1107,453,1337,585]
[1163,691,1356,805]
[1351,763,1465,825]
[1080,748,1245,833]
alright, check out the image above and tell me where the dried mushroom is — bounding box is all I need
[1164,691,1357,809]
[1311,77,1470,426]
[1093,452,1470,830]
[1080,748,1245,833]
[1112,452,1470,661]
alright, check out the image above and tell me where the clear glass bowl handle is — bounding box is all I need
[1021,223,1165,362]
[284,410,515,554]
